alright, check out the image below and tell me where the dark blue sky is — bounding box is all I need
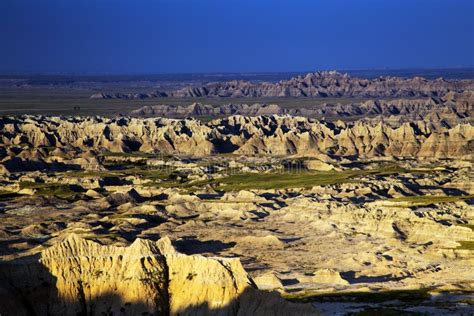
[1,0,473,74]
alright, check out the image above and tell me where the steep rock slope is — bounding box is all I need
[0,234,316,315]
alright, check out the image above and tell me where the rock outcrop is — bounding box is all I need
[311,269,349,285]
[1,115,472,160]
[90,91,168,100]
[129,92,473,128]
[0,234,316,315]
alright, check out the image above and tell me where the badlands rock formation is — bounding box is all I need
[1,115,472,160]
[0,154,472,314]
[129,91,473,128]
[0,121,472,314]
[0,234,315,315]
[92,71,474,99]
[1,88,473,315]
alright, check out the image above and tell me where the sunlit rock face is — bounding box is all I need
[0,234,317,316]
[1,115,472,160]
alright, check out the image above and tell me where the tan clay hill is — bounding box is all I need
[91,71,474,99]
[0,234,316,315]
[1,115,472,160]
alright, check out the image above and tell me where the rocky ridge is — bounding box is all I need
[129,91,473,127]
[1,115,472,160]
[92,71,474,99]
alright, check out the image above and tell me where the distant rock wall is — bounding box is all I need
[129,91,473,128]
[170,71,474,98]
[91,71,474,99]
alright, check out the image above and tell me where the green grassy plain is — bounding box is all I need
[140,164,432,192]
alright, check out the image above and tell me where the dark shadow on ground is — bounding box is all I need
[341,271,408,284]
[173,238,237,255]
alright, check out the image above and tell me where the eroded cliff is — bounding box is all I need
[0,234,316,315]
[1,115,472,160]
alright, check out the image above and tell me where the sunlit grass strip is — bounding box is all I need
[390,195,474,205]
[19,182,79,198]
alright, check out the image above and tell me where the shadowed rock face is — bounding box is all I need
[0,234,316,316]
[1,115,472,159]
[91,71,474,99]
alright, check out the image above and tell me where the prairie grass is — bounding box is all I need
[19,182,79,198]
[389,195,474,206]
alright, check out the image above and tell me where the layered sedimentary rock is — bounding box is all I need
[90,91,168,100]
[1,115,472,159]
[129,91,473,127]
[130,103,289,117]
[93,71,474,99]
[171,72,474,98]
[0,234,315,316]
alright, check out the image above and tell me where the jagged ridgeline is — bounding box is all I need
[128,91,473,127]
[91,71,474,99]
[1,115,472,159]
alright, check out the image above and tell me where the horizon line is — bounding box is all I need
[1,66,474,77]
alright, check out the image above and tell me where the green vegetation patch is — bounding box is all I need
[211,164,428,191]
[65,165,175,179]
[389,195,474,206]
[216,170,354,191]
[457,241,474,250]
[58,160,445,193]
[19,182,80,198]
[106,162,439,192]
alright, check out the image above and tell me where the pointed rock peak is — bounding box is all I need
[59,233,97,249]
[129,238,159,255]
[50,233,89,249]
[156,236,177,255]
[41,233,98,259]
[130,237,154,248]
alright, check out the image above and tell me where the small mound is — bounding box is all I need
[312,268,349,285]
[238,235,285,249]
[253,271,284,290]
[303,159,338,171]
